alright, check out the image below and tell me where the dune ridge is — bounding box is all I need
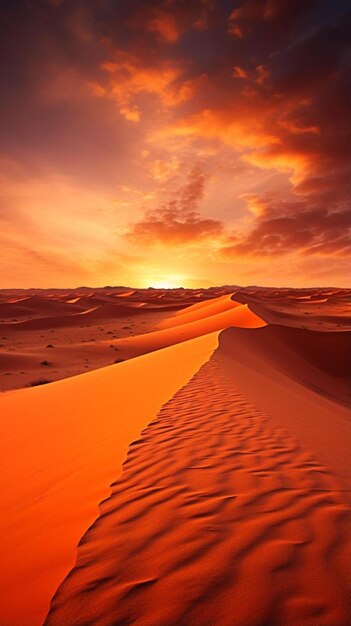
[0,303,147,331]
[158,293,241,327]
[232,288,351,331]
[112,299,265,360]
[1,287,348,392]
[46,346,351,626]
[0,332,219,626]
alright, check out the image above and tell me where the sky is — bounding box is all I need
[1,0,350,288]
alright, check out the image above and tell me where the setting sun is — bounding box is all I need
[147,274,186,290]
[149,280,182,289]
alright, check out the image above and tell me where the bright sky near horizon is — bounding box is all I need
[1,0,350,288]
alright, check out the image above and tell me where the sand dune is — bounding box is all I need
[0,294,264,391]
[0,303,147,331]
[77,303,146,319]
[158,293,241,328]
[113,300,265,360]
[46,335,351,626]
[65,297,82,304]
[0,302,38,319]
[233,288,351,331]
[0,332,219,626]
[1,286,350,626]
[219,325,351,406]
[218,326,351,487]
[0,350,39,372]
[0,289,204,334]
[115,290,136,297]
[7,296,84,316]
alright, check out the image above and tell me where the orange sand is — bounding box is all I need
[0,288,234,392]
[1,287,349,392]
[113,299,265,359]
[158,292,242,327]
[0,332,219,625]
[1,287,350,626]
[46,328,351,626]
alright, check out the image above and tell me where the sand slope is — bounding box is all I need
[0,332,219,626]
[157,293,242,328]
[113,299,265,360]
[219,325,351,407]
[218,326,351,487]
[2,287,348,393]
[233,288,351,331]
[46,341,351,626]
[0,303,147,331]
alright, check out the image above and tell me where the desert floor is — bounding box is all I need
[0,286,350,625]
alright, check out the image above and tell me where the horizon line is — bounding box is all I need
[0,284,348,291]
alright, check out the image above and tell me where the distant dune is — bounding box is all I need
[114,296,266,359]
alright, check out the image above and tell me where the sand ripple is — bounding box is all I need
[46,354,351,626]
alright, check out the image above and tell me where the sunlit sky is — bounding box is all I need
[1,0,350,288]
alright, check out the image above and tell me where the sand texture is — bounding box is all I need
[46,348,351,626]
[0,286,350,625]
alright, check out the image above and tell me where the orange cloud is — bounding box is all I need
[150,158,182,182]
[232,66,249,79]
[221,202,351,259]
[90,53,204,121]
[129,214,223,246]
[165,107,281,150]
[127,166,223,246]
[232,64,270,85]
[240,194,268,217]
[134,0,216,43]
[255,64,270,85]
[1,0,350,287]
[243,148,311,182]
[228,10,245,38]
[278,119,320,135]
[147,11,182,43]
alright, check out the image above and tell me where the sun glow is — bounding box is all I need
[150,280,180,289]
[149,275,185,289]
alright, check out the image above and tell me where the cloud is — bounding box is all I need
[128,165,223,245]
[146,9,183,43]
[1,0,350,286]
[221,196,351,258]
[96,54,185,116]
[150,157,182,182]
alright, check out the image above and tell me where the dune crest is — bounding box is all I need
[46,348,351,626]
[0,332,219,626]
[158,293,241,328]
[113,299,266,360]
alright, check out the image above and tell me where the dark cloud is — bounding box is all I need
[222,197,351,258]
[0,0,142,187]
